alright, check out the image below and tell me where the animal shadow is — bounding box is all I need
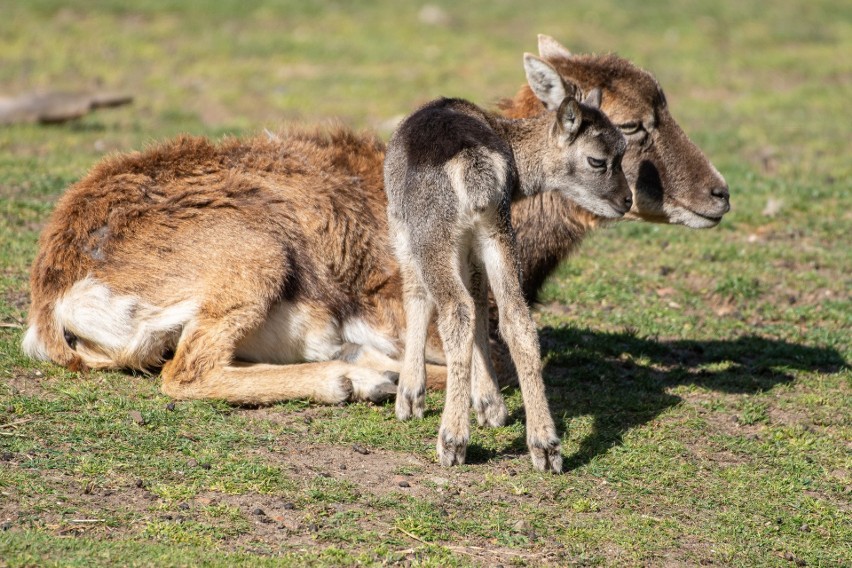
[501,327,848,471]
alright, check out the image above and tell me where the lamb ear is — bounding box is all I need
[583,88,602,109]
[523,53,574,111]
[537,34,572,61]
[557,97,582,140]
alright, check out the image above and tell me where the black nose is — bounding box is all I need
[624,194,633,209]
[711,186,730,202]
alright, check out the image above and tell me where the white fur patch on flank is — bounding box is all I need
[22,323,50,361]
[236,301,341,364]
[444,153,470,203]
[54,276,198,369]
[444,148,507,215]
[342,318,399,358]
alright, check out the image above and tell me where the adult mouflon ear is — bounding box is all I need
[556,97,583,140]
[537,34,572,61]
[523,53,576,112]
[583,88,602,109]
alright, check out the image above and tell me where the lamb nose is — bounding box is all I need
[624,194,633,208]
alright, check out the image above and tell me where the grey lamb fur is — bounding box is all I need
[384,54,631,472]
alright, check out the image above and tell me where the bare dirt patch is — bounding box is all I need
[2,288,29,316]
[0,442,570,564]
[701,410,764,440]
[2,369,49,398]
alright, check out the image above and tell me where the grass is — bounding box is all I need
[1,0,850,566]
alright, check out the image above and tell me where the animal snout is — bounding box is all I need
[711,185,730,202]
[615,183,633,214]
[710,185,731,213]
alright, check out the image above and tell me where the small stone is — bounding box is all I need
[511,519,528,533]
[165,402,176,411]
[0,452,13,461]
[339,463,347,470]
[134,479,144,488]
[128,410,145,425]
[5,406,14,413]
[1,521,13,531]
[283,502,295,510]
[200,462,211,470]
[398,480,411,488]
[178,502,190,511]
[799,524,810,532]
[187,458,198,468]
[303,416,312,424]
[762,197,784,217]
[352,444,370,455]
[252,508,266,516]
[418,4,450,26]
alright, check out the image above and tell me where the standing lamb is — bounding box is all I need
[384,54,631,472]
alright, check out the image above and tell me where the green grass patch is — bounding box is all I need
[1,0,850,566]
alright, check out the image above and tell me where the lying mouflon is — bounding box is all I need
[384,54,630,472]
[24,35,729,412]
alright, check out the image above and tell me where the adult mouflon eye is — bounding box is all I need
[618,122,643,135]
[63,329,78,350]
[587,157,606,169]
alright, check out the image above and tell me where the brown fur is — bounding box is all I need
[24,37,728,406]
[27,128,410,404]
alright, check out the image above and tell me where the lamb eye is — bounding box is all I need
[587,157,606,169]
[618,122,643,135]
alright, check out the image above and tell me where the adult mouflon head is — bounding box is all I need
[505,35,730,228]
[521,54,631,219]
